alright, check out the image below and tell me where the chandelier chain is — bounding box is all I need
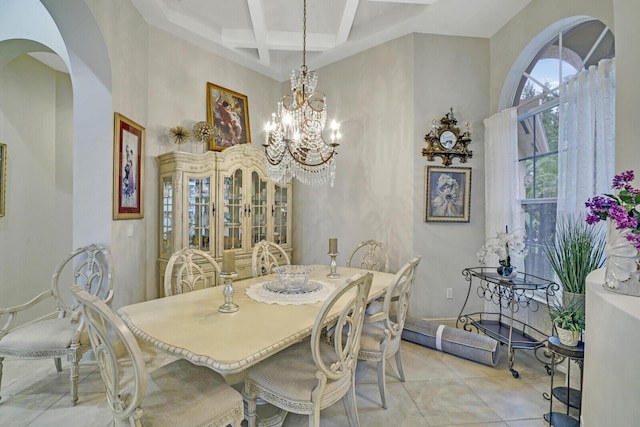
[302,0,307,69]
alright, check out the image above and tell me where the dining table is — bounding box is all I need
[117,264,396,376]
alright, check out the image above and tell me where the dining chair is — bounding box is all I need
[251,239,290,277]
[164,247,222,296]
[71,285,244,427]
[244,272,373,427]
[357,256,422,409]
[0,244,113,406]
[346,240,390,272]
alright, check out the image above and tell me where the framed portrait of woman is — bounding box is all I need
[425,166,471,222]
[113,113,145,220]
[206,83,251,151]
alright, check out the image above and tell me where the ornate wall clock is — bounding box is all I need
[422,108,472,166]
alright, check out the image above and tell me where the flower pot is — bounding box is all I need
[497,265,517,280]
[556,326,581,347]
[604,219,640,297]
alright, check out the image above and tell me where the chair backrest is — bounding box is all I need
[251,240,291,277]
[346,240,389,272]
[310,272,373,380]
[164,248,222,296]
[380,256,422,338]
[71,285,147,424]
[54,244,114,314]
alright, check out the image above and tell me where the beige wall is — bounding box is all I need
[411,34,490,318]
[612,0,640,172]
[0,55,73,322]
[292,35,415,275]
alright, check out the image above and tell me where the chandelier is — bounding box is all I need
[263,0,341,187]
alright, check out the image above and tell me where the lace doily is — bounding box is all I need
[246,280,336,305]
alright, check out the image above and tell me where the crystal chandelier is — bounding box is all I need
[263,0,341,187]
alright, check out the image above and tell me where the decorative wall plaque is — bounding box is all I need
[422,108,472,166]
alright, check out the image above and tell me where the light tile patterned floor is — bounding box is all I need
[0,338,579,426]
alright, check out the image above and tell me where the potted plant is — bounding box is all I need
[542,214,606,312]
[548,302,585,346]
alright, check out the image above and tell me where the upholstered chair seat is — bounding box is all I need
[356,256,422,409]
[244,272,373,427]
[0,244,113,406]
[0,318,89,353]
[71,286,244,427]
[246,338,349,407]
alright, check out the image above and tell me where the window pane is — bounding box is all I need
[522,202,557,281]
[517,107,558,200]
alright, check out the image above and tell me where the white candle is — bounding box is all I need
[329,238,338,254]
[223,251,235,273]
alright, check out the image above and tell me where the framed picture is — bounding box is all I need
[425,166,471,223]
[0,143,5,217]
[206,82,251,151]
[113,113,145,220]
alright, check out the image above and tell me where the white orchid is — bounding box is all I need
[477,227,527,266]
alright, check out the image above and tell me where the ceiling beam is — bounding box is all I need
[222,30,335,52]
[336,0,358,45]
[246,0,271,66]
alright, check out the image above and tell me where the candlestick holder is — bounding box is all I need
[327,252,341,279]
[218,272,239,313]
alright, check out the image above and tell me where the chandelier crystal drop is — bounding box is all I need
[263,0,341,187]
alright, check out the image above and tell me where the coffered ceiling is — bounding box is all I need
[131,0,532,81]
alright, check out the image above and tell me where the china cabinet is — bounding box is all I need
[158,144,292,294]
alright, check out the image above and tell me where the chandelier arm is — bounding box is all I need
[287,145,337,167]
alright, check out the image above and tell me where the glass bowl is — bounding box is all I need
[273,265,313,292]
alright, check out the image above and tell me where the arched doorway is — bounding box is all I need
[0,0,112,318]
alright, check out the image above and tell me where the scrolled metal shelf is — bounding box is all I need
[457,266,557,378]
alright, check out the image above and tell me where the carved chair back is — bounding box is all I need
[251,240,290,277]
[346,240,389,272]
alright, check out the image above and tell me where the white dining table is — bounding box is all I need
[117,265,395,375]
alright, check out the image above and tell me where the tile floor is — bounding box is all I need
[0,337,579,426]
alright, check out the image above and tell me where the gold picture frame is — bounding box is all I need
[206,82,251,151]
[113,113,145,220]
[0,143,6,217]
[425,166,471,223]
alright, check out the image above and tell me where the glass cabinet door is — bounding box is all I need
[161,176,173,256]
[188,176,211,251]
[273,184,288,245]
[251,171,268,246]
[223,169,243,250]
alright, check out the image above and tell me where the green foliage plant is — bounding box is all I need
[548,302,585,332]
[543,214,606,294]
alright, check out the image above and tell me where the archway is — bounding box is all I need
[0,0,112,317]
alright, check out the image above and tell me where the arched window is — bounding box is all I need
[509,19,615,280]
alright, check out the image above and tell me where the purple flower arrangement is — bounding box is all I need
[585,170,640,250]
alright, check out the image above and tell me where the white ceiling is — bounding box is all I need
[131,0,532,81]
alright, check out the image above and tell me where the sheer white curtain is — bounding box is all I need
[483,107,523,267]
[557,58,616,217]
